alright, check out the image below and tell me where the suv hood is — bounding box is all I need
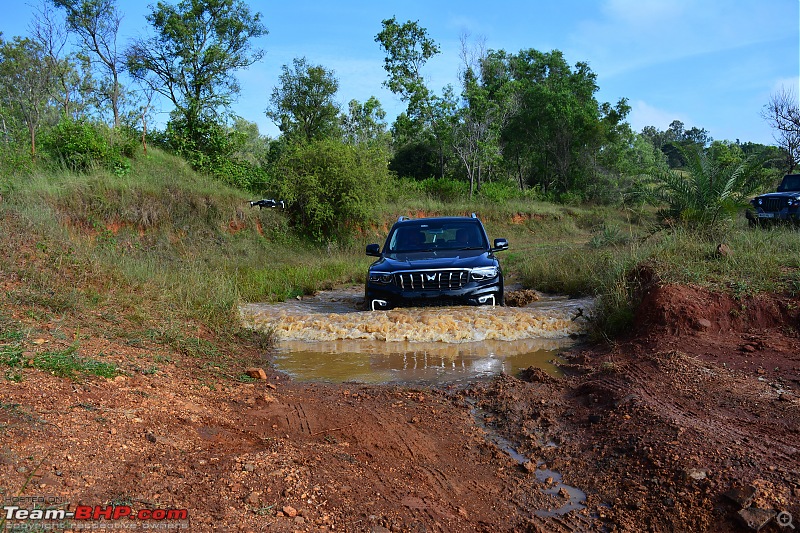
[372,249,494,271]
[754,191,800,199]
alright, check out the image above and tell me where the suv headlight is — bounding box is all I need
[470,266,498,280]
[369,272,393,284]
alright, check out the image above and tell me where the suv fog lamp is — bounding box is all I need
[471,266,498,280]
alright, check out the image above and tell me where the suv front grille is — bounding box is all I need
[395,269,469,291]
[761,198,788,212]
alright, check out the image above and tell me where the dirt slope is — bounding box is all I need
[1,283,799,532]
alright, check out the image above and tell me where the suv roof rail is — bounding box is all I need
[398,215,408,222]
[470,212,477,218]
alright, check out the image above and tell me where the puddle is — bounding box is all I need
[264,337,574,384]
[471,404,587,517]
[240,287,592,385]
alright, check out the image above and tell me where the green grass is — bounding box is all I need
[33,345,119,379]
[0,342,120,381]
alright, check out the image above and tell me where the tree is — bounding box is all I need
[130,81,157,154]
[452,34,510,198]
[51,0,125,127]
[763,87,800,172]
[126,0,267,148]
[375,16,439,128]
[341,96,390,149]
[271,139,391,240]
[0,37,58,159]
[266,57,340,143]
[644,120,712,169]
[229,117,270,166]
[498,49,627,196]
[30,1,83,119]
[376,18,456,178]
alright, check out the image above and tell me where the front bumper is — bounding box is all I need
[365,279,503,310]
[747,208,800,222]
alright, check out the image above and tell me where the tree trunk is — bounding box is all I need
[141,112,148,155]
[29,124,36,161]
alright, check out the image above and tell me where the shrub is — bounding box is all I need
[419,177,468,202]
[652,145,770,226]
[270,139,391,240]
[164,118,265,191]
[40,118,130,173]
[0,148,33,178]
[478,180,525,203]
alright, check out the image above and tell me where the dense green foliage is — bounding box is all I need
[269,139,392,240]
[267,57,341,143]
[650,145,771,226]
[40,117,133,173]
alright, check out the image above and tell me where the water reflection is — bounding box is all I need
[273,337,575,384]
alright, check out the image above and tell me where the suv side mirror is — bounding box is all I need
[492,238,509,252]
[366,243,381,257]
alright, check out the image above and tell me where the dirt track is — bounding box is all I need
[1,284,799,532]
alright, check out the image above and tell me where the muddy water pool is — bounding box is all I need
[239,287,592,385]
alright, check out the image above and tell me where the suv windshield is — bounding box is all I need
[782,175,800,192]
[386,221,487,253]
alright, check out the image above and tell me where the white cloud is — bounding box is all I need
[770,77,800,95]
[600,0,688,29]
[570,0,794,79]
[628,100,688,132]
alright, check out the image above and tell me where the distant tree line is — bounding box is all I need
[0,1,795,236]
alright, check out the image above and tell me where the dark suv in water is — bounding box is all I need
[365,215,508,310]
[747,174,800,225]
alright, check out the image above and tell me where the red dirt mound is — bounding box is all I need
[632,283,800,375]
[636,283,798,334]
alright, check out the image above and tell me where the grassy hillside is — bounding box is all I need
[1,148,799,354]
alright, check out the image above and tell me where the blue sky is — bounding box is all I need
[2,0,798,145]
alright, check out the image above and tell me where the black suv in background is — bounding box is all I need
[365,215,508,310]
[747,174,800,225]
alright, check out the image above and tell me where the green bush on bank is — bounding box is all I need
[39,118,136,175]
[269,139,392,240]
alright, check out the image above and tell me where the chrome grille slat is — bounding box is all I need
[394,269,470,291]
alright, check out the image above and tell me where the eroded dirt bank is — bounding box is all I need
[1,284,798,532]
[476,284,800,531]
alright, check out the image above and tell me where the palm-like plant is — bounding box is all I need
[654,145,769,226]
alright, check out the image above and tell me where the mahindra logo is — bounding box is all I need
[425,273,437,282]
